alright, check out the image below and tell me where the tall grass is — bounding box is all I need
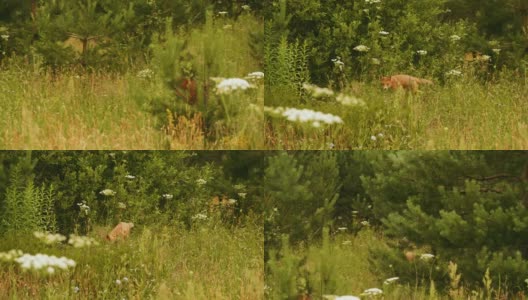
[265,75,528,150]
[0,223,263,299]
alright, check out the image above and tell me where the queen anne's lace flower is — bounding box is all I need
[15,254,76,273]
[216,78,252,95]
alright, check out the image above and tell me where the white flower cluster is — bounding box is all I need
[365,0,381,4]
[371,58,381,65]
[336,94,365,107]
[353,45,370,52]
[100,189,116,196]
[15,254,76,274]
[420,253,435,261]
[1,34,9,41]
[242,4,251,11]
[68,234,100,248]
[117,202,127,209]
[383,277,399,285]
[446,70,462,76]
[492,48,501,54]
[416,50,427,56]
[34,232,67,245]
[238,192,247,198]
[246,71,264,80]
[0,249,24,262]
[196,178,207,185]
[331,57,345,70]
[125,175,136,179]
[216,78,252,95]
[265,106,344,128]
[77,202,90,215]
[361,288,383,296]
[379,31,389,35]
[303,83,335,98]
[450,34,461,41]
[137,68,154,79]
[162,194,173,199]
[192,213,208,221]
[478,55,491,62]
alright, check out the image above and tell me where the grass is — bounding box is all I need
[0,14,264,150]
[265,75,528,150]
[0,223,263,299]
[266,229,524,300]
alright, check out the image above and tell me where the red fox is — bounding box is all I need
[106,222,134,242]
[175,77,198,105]
[381,74,433,92]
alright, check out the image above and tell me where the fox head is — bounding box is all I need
[380,76,392,89]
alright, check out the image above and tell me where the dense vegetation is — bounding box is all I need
[265,0,528,150]
[265,151,528,299]
[0,151,264,299]
[0,1,264,149]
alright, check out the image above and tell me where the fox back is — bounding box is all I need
[381,74,433,92]
[106,222,134,242]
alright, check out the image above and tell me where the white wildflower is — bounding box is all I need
[242,5,251,11]
[1,34,9,41]
[371,58,381,65]
[384,277,399,285]
[247,71,264,80]
[238,192,247,198]
[492,48,501,54]
[276,107,344,127]
[365,0,381,3]
[216,78,252,95]
[420,253,435,261]
[361,288,383,296]
[379,31,389,35]
[353,45,370,52]
[370,135,377,141]
[337,227,347,232]
[196,179,207,185]
[116,279,122,285]
[99,189,116,196]
[68,234,100,248]
[479,55,491,61]
[361,220,370,226]
[0,249,24,262]
[77,202,90,215]
[125,175,136,179]
[227,199,237,205]
[450,34,461,41]
[336,94,365,106]
[192,213,208,221]
[331,57,345,70]
[33,232,67,245]
[218,11,228,16]
[136,69,154,79]
[416,50,427,55]
[117,202,127,209]
[162,194,173,199]
[15,254,76,273]
[445,70,462,76]
[302,83,335,98]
